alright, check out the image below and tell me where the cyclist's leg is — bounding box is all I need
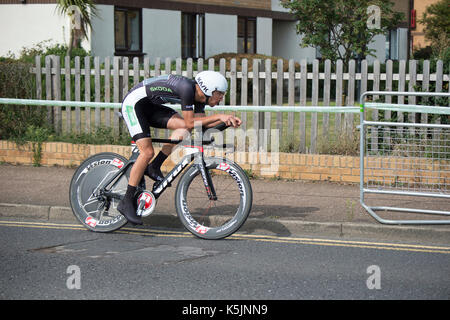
[164,113,190,154]
[118,138,154,225]
[129,138,155,186]
[146,106,190,182]
[119,96,154,225]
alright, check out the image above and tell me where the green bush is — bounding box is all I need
[13,40,90,65]
[0,41,91,144]
[413,46,433,60]
[0,59,49,143]
[53,126,131,146]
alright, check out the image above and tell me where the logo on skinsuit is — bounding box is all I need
[150,86,173,93]
[125,105,137,126]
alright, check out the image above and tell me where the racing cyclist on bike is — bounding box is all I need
[119,71,242,225]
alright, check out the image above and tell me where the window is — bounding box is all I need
[114,7,142,56]
[315,47,323,59]
[238,17,256,54]
[386,29,398,60]
[181,13,205,59]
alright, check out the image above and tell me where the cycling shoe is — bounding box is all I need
[145,165,164,183]
[117,197,142,225]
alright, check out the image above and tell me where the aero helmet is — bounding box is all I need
[195,71,228,97]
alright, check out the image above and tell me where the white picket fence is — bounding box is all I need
[32,55,449,153]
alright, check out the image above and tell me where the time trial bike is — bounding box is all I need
[69,122,253,239]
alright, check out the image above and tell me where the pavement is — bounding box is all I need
[1,163,450,245]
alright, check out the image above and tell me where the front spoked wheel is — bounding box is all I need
[175,157,252,239]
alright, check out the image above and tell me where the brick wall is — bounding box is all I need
[0,140,362,183]
[2,140,449,194]
[0,141,131,168]
[411,0,438,49]
[2,140,449,185]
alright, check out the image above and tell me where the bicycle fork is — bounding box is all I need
[194,152,217,201]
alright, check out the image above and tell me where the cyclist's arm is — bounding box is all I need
[182,110,228,130]
[194,112,223,128]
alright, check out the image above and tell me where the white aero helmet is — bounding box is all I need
[195,71,228,97]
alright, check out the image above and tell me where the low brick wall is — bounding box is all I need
[2,140,448,188]
[0,140,362,183]
[0,140,130,168]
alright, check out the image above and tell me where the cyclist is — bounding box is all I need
[119,71,242,225]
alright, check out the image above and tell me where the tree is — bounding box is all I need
[419,0,450,60]
[55,0,99,56]
[281,0,404,69]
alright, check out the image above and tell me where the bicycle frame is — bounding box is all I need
[100,139,217,202]
[151,145,216,200]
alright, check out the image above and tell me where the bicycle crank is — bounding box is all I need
[136,190,157,217]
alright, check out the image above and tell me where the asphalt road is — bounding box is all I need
[1,218,449,303]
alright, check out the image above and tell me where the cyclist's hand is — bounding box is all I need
[231,116,242,127]
[219,114,241,128]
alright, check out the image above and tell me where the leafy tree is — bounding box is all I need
[55,0,99,56]
[419,0,450,60]
[281,0,404,70]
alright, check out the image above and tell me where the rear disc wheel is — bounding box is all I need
[69,152,143,232]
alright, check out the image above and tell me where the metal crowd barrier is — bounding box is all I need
[359,91,450,225]
[0,98,360,113]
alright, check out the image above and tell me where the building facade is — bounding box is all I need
[410,0,440,50]
[0,0,418,64]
